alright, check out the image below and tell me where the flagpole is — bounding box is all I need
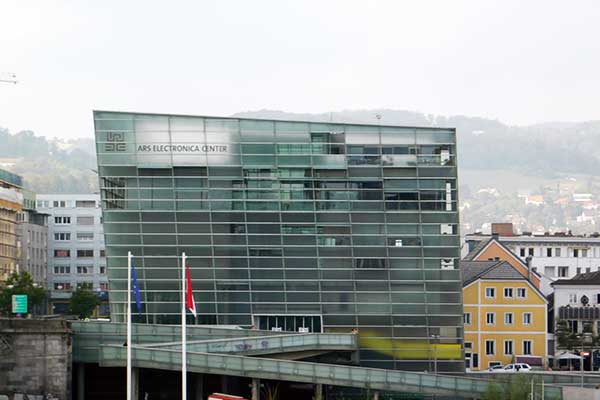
[181,252,187,400]
[127,251,132,400]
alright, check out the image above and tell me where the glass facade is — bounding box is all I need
[94,111,463,372]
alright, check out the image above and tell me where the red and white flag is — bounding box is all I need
[185,264,196,317]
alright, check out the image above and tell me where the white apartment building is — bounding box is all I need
[37,194,108,315]
[466,231,600,294]
[551,273,600,370]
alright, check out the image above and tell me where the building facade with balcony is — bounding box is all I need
[94,111,462,372]
[0,168,23,283]
[37,194,108,315]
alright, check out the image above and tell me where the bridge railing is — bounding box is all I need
[99,345,563,399]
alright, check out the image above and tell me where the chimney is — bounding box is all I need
[492,223,514,237]
[526,256,533,282]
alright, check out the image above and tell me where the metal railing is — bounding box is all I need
[98,345,563,399]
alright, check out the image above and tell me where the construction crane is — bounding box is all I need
[0,72,17,84]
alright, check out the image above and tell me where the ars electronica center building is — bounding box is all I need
[94,110,464,373]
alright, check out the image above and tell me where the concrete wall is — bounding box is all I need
[0,318,71,400]
[563,387,600,400]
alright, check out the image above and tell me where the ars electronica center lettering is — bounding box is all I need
[136,144,228,153]
[103,132,228,154]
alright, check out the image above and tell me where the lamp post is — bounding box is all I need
[581,332,593,388]
[431,334,440,374]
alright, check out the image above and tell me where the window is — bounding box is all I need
[587,267,592,273]
[583,249,589,258]
[520,248,526,257]
[577,267,582,275]
[100,249,106,257]
[99,282,109,291]
[504,312,514,325]
[555,248,561,257]
[504,340,514,355]
[76,200,96,208]
[463,313,471,325]
[544,266,555,277]
[485,340,495,355]
[355,258,387,269]
[486,312,495,325]
[53,282,71,290]
[76,232,94,241]
[100,266,106,274]
[517,288,527,298]
[523,340,532,355]
[54,232,71,241]
[485,287,496,298]
[54,216,71,225]
[76,265,92,274]
[54,249,70,258]
[528,248,534,256]
[504,288,514,298]
[77,216,94,225]
[77,249,94,258]
[523,313,532,325]
[53,266,70,274]
[547,248,552,257]
[53,200,67,208]
[574,249,579,258]
[464,342,473,349]
[558,266,569,277]
[569,293,578,303]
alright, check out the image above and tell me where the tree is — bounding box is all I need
[555,319,582,351]
[69,284,100,319]
[0,271,46,316]
[507,375,531,400]
[482,382,504,400]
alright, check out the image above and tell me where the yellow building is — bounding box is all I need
[461,260,547,371]
[0,168,23,283]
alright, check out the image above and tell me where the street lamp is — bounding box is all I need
[431,334,440,374]
[581,332,593,387]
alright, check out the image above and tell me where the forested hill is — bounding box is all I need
[0,128,97,193]
[1,109,600,194]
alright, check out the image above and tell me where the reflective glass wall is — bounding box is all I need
[94,111,463,372]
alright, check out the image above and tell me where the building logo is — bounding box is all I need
[104,132,127,152]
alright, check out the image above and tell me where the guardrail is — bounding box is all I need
[143,333,357,356]
[99,345,563,399]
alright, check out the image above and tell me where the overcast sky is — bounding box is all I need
[1,1,599,139]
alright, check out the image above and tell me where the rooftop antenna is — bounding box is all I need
[0,72,18,84]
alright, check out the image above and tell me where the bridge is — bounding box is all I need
[73,321,569,399]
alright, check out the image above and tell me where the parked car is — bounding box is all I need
[493,363,532,373]
[487,365,504,372]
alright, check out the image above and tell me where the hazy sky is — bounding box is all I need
[1,1,599,139]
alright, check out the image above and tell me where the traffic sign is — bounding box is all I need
[11,294,27,314]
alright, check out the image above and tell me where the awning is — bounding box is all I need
[556,351,582,360]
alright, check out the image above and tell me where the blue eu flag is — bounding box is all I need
[131,264,142,314]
